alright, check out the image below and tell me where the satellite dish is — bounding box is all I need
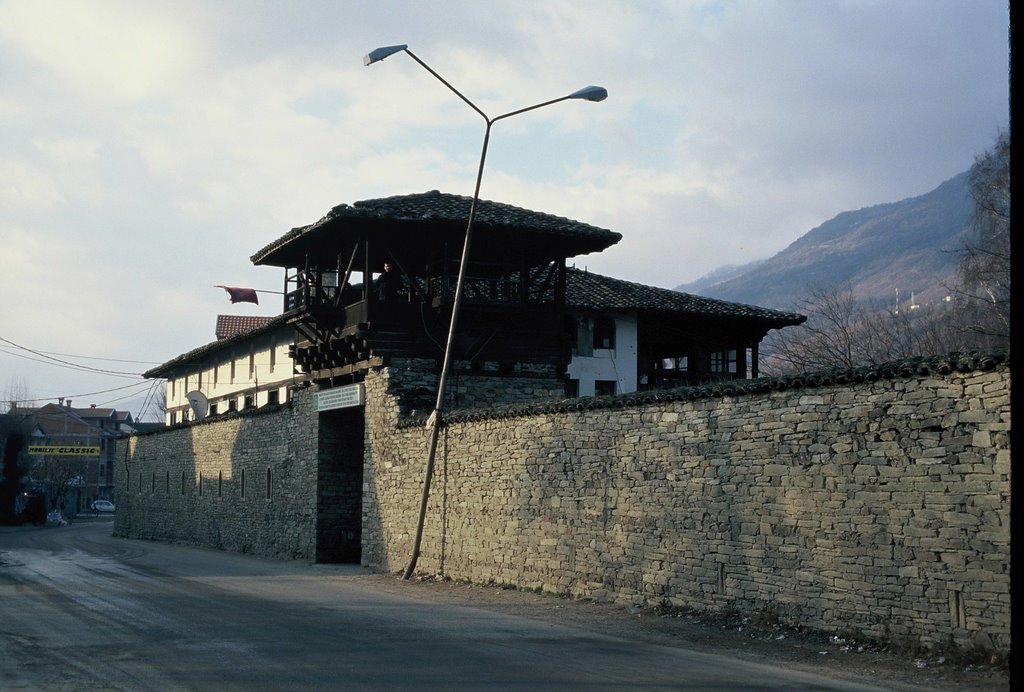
[185,391,209,421]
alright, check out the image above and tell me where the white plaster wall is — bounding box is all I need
[566,313,638,396]
[163,331,296,424]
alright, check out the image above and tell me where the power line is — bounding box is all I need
[97,382,160,408]
[0,347,145,379]
[18,348,160,365]
[126,380,165,422]
[9,380,155,405]
[0,336,145,377]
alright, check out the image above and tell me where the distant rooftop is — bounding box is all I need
[216,315,276,340]
[8,402,134,435]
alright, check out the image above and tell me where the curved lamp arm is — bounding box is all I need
[363,44,606,581]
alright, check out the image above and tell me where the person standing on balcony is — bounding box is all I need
[377,262,405,301]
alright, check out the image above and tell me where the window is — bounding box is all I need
[228,399,238,412]
[230,358,236,383]
[198,472,203,496]
[241,468,246,498]
[248,350,255,379]
[575,318,594,357]
[181,470,186,495]
[244,395,255,409]
[170,411,177,425]
[661,355,689,371]
[213,364,219,386]
[165,471,170,495]
[593,317,615,350]
[269,345,276,373]
[595,380,617,396]
[210,403,219,416]
[266,468,272,500]
[267,389,279,405]
[711,350,738,374]
[218,471,223,497]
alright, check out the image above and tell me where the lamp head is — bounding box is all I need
[364,44,409,66]
[568,85,608,102]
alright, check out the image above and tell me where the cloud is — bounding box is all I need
[0,160,65,210]
[0,0,1008,416]
[0,0,203,103]
[32,138,101,164]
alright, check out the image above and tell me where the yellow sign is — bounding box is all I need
[27,445,101,457]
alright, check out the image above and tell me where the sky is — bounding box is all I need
[0,0,1009,420]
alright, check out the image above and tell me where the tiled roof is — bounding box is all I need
[216,314,276,340]
[251,190,622,266]
[30,417,91,436]
[565,268,806,325]
[75,407,116,420]
[8,403,118,436]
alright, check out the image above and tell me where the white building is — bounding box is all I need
[149,315,297,425]
[565,313,639,396]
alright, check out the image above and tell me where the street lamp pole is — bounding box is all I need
[364,45,607,579]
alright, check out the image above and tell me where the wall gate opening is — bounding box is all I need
[315,407,364,563]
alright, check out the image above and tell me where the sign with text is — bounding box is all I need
[314,383,365,412]
[28,445,101,457]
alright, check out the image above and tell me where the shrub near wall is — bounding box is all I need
[362,357,1010,655]
[114,393,320,560]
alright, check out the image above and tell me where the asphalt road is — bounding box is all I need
[1,520,886,691]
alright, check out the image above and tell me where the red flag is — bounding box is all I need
[215,286,259,305]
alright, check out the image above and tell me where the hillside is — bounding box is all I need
[677,171,973,311]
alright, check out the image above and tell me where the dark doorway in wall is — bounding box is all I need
[315,407,364,563]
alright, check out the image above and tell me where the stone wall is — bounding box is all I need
[361,359,1011,655]
[115,355,1011,655]
[112,355,563,564]
[114,391,326,561]
[383,357,566,414]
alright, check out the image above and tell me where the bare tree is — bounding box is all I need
[3,376,31,413]
[154,381,168,420]
[760,284,985,376]
[762,133,1010,376]
[761,284,896,374]
[957,130,1010,348]
[28,455,85,512]
[1,414,33,524]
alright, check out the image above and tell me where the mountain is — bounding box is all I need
[676,171,973,311]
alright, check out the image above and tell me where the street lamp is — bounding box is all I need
[364,44,607,579]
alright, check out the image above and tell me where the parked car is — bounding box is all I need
[93,500,115,513]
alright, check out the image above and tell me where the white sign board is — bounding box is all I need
[314,383,365,412]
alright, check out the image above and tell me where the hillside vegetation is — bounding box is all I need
[677,172,972,311]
